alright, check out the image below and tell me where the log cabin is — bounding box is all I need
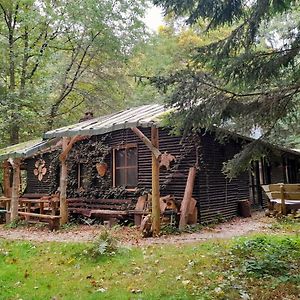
[0,104,300,225]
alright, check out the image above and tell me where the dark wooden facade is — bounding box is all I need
[22,127,300,223]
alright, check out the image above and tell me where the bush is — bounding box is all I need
[230,236,300,278]
[87,230,119,258]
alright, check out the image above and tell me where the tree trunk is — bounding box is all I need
[59,137,69,225]
[151,127,160,236]
[179,166,196,229]
[10,158,21,222]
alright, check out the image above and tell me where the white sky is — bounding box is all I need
[144,5,164,32]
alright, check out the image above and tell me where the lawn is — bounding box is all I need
[1,228,300,299]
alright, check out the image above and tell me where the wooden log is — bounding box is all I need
[179,166,196,230]
[187,197,197,225]
[10,158,21,222]
[3,161,11,198]
[151,127,160,236]
[131,127,161,159]
[134,195,147,226]
[280,184,287,215]
[59,135,87,161]
[59,137,69,225]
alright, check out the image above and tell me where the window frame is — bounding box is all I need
[77,162,88,190]
[112,143,138,189]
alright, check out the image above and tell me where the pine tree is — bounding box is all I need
[152,0,300,177]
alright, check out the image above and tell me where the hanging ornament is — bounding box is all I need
[96,162,108,177]
[34,159,47,181]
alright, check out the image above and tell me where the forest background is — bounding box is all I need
[0,0,299,165]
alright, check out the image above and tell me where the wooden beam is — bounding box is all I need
[3,160,11,198]
[179,166,196,230]
[131,127,161,159]
[280,184,287,215]
[10,158,21,222]
[151,127,160,236]
[59,137,69,225]
[60,135,87,161]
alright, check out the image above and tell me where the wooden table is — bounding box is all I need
[19,198,59,216]
[18,198,60,230]
[0,196,11,211]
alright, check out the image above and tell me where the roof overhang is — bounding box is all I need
[0,138,61,161]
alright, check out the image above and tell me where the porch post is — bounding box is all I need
[3,160,11,198]
[10,158,21,222]
[59,137,69,225]
[151,127,160,236]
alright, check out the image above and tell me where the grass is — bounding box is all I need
[270,216,300,233]
[1,221,300,299]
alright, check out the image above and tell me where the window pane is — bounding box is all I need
[127,147,137,167]
[126,167,137,187]
[116,169,126,186]
[115,149,126,167]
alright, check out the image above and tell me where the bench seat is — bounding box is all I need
[67,198,134,220]
[18,212,60,230]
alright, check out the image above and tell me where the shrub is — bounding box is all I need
[230,236,300,278]
[87,230,119,258]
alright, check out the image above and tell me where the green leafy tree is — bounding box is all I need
[152,0,300,176]
[0,0,147,145]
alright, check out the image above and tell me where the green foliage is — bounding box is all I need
[152,0,300,177]
[231,236,300,279]
[0,0,148,145]
[4,219,29,229]
[86,230,120,258]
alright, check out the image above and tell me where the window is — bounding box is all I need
[113,144,138,188]
[77,163,88,190]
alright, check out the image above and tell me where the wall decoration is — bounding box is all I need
[96,162,108,177]
[34,159,47,181]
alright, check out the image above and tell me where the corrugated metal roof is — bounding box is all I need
[0,138,61,160]
[44,104,168,139]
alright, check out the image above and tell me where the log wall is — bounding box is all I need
[22,127,300,224]
[24,154,56,194]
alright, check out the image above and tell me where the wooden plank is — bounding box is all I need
[134,195,147,226]
[280,185,287,215]
[67,198,132,204]
[270,192,300,200]
[151,127,160,236]
[22,193,49,199]
[18,212,60,219]
[269,184,300,193]
[179,167,196,229]
[90,209,128,215]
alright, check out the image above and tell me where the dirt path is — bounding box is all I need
[0,211,274,246]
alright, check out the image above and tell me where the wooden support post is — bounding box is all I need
[3,160,11,198]
[151,127,160,236]
[131,127,161,159]
[10,158,21,222]
[280,184,287,215]
[59,137,69,225]
[255,161,263,207]
[179,166,197,230]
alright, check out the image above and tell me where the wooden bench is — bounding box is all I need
[18,212,60,230]
[262,184,300,215]
[67,198,133,220]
